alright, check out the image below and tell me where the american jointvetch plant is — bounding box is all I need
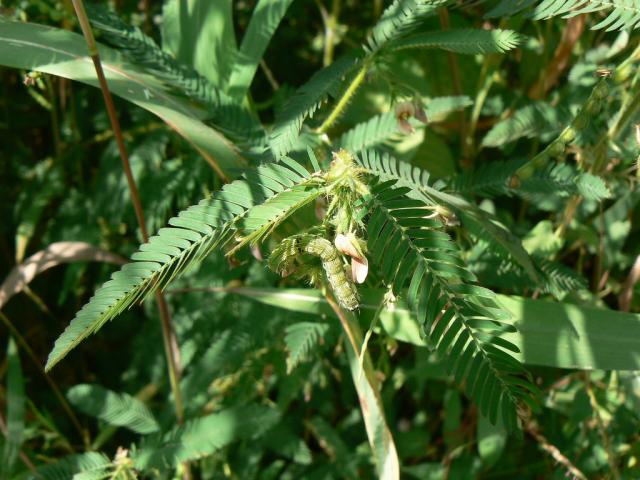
[5,0,640,477]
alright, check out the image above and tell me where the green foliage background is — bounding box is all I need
[1,0,640,479]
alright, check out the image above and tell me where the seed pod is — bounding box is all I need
[559,126,577,144]
[515,162,536,181]
[305,238,359,310]
[593,79,609,100]
[547,140,566,159]
[573,112,589,130]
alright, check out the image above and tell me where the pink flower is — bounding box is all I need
[395,101,415,134]
[334,233,368,284]
[395,99,428,134]
[414,103,428,124]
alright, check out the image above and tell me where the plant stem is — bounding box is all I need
[373,0,383,18]
[466,60,497,157]
[619,254,640,311]
[585,375,621,479]
[0,311,88,447]
[317,61,369,134]
[323,0,341,66]
[142,0,151,33]
[69,0,185,426]
[607,86,640,145]
[438,7,466,152]
[524,416,587,480]
[322,286,400,480]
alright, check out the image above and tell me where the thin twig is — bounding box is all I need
[528,16,585,100]
[69,0,185,425]
[259,60,280,92]
[142,0,151,33]
[585,375,621,479]
[438,8,466,152]
[0,312,87,446]
[524,417,587,480]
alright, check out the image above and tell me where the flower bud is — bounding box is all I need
[335,233,368,283]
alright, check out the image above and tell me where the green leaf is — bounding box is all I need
[284,322,330,372]
[1,338,24,478]
[426,95,474,120]
[45,161,315,371]
[226,288,640,371]
[0,18,244,178]
[481,102,566,148]
[162,0,237,86]
[227,0,295,99]
[532,0,640,31]
[338,111,399,153]
[258,422,312,465]
[88,6,265,149]
[391,29,523,54]
[485,0,640,31]
[365,0,450,54]
[364,180,533,429]
[356,150,539,283]
[270,54,360,158]
[66,384,159,434]
[477,414,507,467]
[133,404,280,468]
[28,452,111,480]
[522,220,563,256]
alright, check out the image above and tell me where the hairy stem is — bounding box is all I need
[317,61,369,134]
[70,0,185,427]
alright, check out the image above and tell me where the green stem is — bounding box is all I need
[323,0,341,67]
[608,86,640,144]
[466,61,497,157]
[591,74,640,174]
[317,62,369,134]
[358,294,386,378]
[438,7,466,152]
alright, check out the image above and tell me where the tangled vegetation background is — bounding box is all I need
[2,0,640,478]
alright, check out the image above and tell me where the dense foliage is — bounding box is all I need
[1,0,640,478]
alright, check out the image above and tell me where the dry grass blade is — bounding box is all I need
[0,241,125,310]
